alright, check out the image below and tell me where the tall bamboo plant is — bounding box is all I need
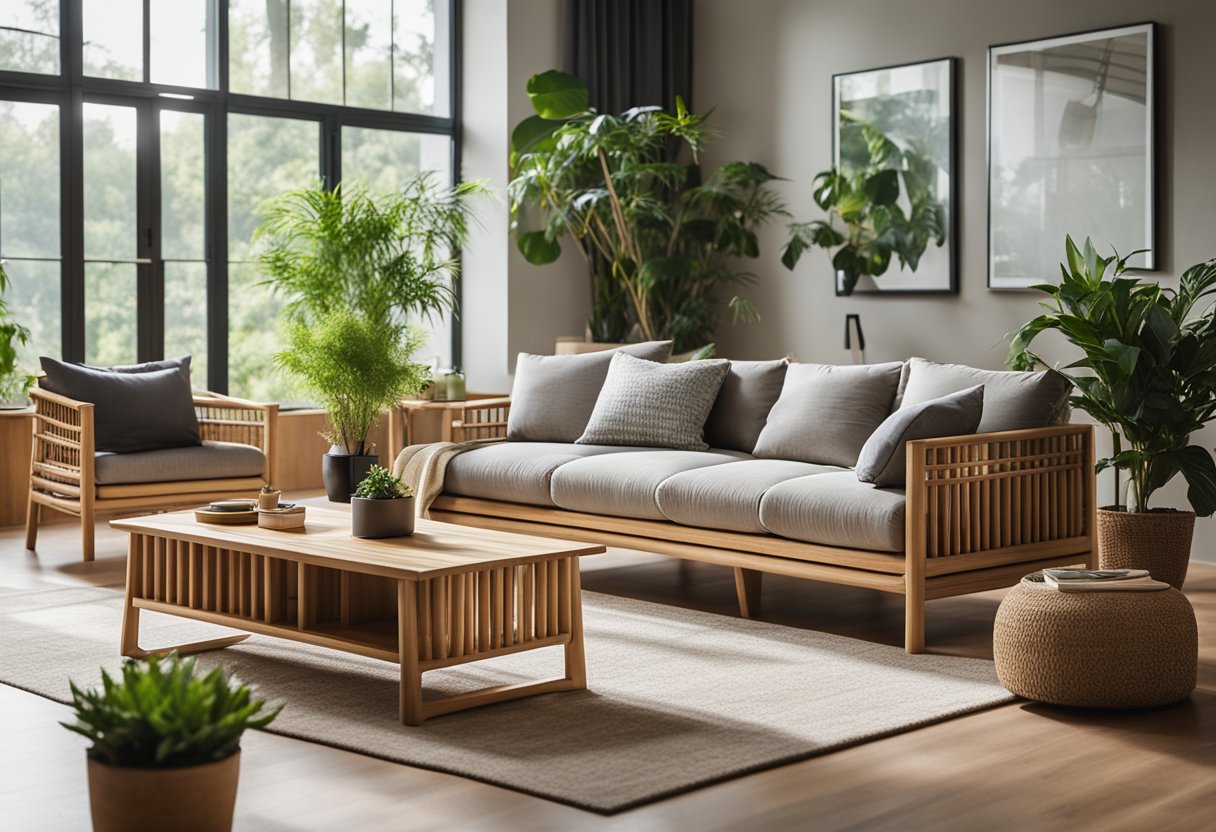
[1008,236,1216,516]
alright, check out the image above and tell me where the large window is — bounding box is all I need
[0,0,458,398]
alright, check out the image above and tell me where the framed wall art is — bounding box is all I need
[988,23,1156,289]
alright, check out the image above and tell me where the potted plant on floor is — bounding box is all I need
[1008,236,1216,589]
[256,174,487,501]
[0,263,36,409]
[351,464,415,538]
[61,653,280,832]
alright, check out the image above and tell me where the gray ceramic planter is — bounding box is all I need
[351,496,415,538]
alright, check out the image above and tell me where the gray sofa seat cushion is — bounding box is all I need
[94,441,265,486]
[656,459,845,534]
[703,358,789,453]
[550,449,750,520]
[759,471,906,553]
[856,385,985,487]
[897,357,1071,433]
[506,341,674,442]
[443,442,638,507]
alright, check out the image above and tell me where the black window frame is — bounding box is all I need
[0,0,462,394]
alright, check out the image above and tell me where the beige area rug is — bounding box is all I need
[0,585,1013,814]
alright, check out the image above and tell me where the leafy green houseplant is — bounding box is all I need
[781,117,946,295]
[62,653,279,832]
[0,263,36,407]
[509,70,787,352]
[1008,236,1216,588]
[351,464,415,538]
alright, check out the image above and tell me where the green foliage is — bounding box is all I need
[1008,236,1216,516]
[354,464,412,499]
[61,654,280,769]
[276,311,430,454]
[508,70,787,353]
[0,264,36,402]
[782,118,947,295]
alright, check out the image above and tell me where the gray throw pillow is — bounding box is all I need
[898,357,1071,433]
[856,385,984,487]
[576,353,730,450]
[703,358,789,453]
[87,355,193,387]
[751,362,904,467]
[507,341,673,442]
[39,357,202,453]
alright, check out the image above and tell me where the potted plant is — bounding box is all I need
[780,116,947,295]
[0,263,36,409]
[256,174,487,501]
[351,464,415,538]
[509,70,787,353]
[1008,236,1216,589]
[61,653,280,832]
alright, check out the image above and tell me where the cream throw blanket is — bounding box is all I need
[391,438,505,518]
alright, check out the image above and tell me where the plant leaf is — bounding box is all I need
[516,230,561,265]
[526,70,589,120]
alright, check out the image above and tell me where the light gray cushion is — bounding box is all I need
[656,459,844,533]
[703,358,789,453]
[759,471,906,552]
[40,357,201,454]
[576,353,730,450]
[898,357,1071,433]
[506,341,673,442]
[751,362,904,467]
[443,441,636,507]
[856,385,985,487]
[550,449,749,520]
[94,441,265,485]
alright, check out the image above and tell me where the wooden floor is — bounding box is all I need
[1,509,1213,831]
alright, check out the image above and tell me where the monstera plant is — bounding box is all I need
[781,116,946,295]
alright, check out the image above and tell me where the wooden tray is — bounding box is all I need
[195,508,259,525]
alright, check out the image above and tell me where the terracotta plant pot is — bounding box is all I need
[321,453,378,503]
[1097,506,1196,590]
[351,495,415,538]
[87,751,240,832]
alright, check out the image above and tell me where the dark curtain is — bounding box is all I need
[562,0,694,115]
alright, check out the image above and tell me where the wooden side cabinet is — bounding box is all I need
[0,408,34,528]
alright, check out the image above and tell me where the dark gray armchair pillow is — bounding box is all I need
[39,357,201,453]
[703,358,788,453]
[87,355,193,386]
[856,385,985,487]
[506,341,673,442]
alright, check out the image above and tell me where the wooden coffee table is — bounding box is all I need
[110,507,604,725]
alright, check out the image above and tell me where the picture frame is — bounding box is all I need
[987,22,1157,289]
[831,56,958,296]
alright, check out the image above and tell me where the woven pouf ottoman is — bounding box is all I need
[993,574,1197,709]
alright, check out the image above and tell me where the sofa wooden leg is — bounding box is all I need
[905,581,925,654]
[24,498,39,551]
[734,568,762,619]
[81,505,95,563]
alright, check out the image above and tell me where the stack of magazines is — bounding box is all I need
[1041,568,1170,592]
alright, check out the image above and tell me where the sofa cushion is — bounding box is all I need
[703,358,789,453]
[656,459,844,533]
[39,357,201,454]
[897,357,1071,433]
[94,441,265,485]
[759,471,906,552]
[85,355,193,386]
[576,353,730,451]
[550,449,749,520]
[506,341,674,443]
[751,361,904,468]
[443,441,636,507]
[856,385,985,487]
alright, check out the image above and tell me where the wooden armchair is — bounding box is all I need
[24,388,279,561]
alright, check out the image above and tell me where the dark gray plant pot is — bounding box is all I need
[351,496,415,538]
[322,453,378,503]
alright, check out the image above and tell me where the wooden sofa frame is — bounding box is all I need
[430,398,1097,652]
[24,388,279,562]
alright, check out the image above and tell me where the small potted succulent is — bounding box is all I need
[352,464,415,538]
[61,653,280,832]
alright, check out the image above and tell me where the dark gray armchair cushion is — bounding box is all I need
[703,358,788,453]
[856,385,984,487]
[39,357,201,453]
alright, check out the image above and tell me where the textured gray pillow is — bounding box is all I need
[39,358,201,453]
[85,355,193,386]
[856,385,984,487]
[751,362,904,467]
[703,358,789,452]
[507,341,673,442]
[576,353,730,450]
[898,357,1071,433]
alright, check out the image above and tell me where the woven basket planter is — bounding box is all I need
[1098,507,1195,590]
[993,575,1197,709]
